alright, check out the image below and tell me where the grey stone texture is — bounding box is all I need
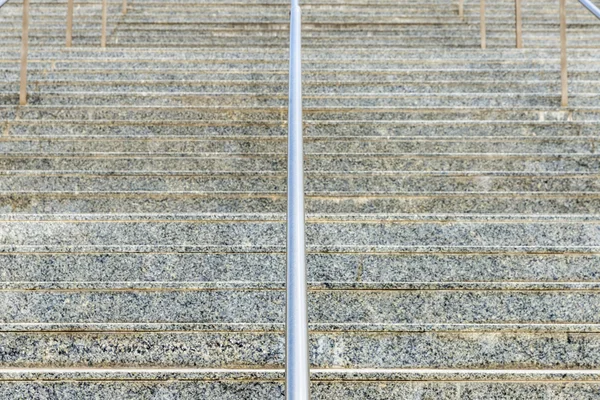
[2,0,600,396]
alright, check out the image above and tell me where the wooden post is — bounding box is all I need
[515,0,523,48]
[122,0,127,14]
[19,0,30,106]
[560,0,568,107]
[101,0,107,48]
[66,0,74,47]
[458,0,464,18]
[480,0,486,49]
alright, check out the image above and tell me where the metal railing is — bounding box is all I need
[561,0,600,106]
[66,0,128,48]
[476,0,598,106]
[14,0,130,105]
[0,0,29,105]
[286,0,309,397]
[479,0,523,49]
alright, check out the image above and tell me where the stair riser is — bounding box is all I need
[5,108,591,122]
[2,193,600,214]
[8,82,600,95]
[1,331,600,368]
[1,175,598,193]
[0,138,595,154]
[2,156,599,173]
[0,381,597,400]
[0,252,599,284]
[1,219,600,247]
[6,122,595,138]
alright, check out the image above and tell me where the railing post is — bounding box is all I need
[19,0,30,106]
[515,0,523,48]
[560,0,568,106]
[458,0,464,18]
[286,0,309,398]
[66,0,74,47]
[122,0,127,14]
[480,0,486,49]
[101,0,108,47]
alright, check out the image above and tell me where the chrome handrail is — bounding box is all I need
[286,0,309,398]
[579,0,600,19]
[561,0,600,106]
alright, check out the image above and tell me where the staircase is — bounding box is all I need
[1,0,600,398]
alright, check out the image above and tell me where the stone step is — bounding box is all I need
[5,81,600,94]
[1,154,599,173]
[3,56,596,67]
[1,171,599,193]
[3,105,599,122]
[3,92,598,108]
[4,24,597,32]
[4,68,598,80]
[3,37,599,49]
[1,250,599,284]
[1,47,598,59]
[1,325,600,370]
[1,192,600,214]
[0,369,598,400]
[5,58,595,68]
[4,29,600,39]
[0,213,598,247]
[1,286,600,324]
[1,8,594,18]
[0,137,594,154]
[5,121,598,138]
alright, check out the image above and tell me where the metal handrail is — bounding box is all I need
[286,0,309,398]
[561,0,600,106]
[0,0,10,8]
[579,0,600,18]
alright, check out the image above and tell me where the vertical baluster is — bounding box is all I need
[515,0,523,48]
[480,0,486,49]
[19,0,30,105]
[101,0,108,48]
[560,0,568,106]
[66,0,74,47]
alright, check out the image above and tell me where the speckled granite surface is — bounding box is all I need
[2,0,600,397]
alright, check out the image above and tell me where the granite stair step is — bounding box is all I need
[4,105,600,122]
[3,323,600,370]
[1,192,600,214]
[0,154,598,173]
[4,121,598,138]
[2,0,600,394]
[3,249,600,284]
[1,170,599,193]
[7,81,600,95]
[0,369,598,399]
[9,92,599,108]
[0,137,595,154]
